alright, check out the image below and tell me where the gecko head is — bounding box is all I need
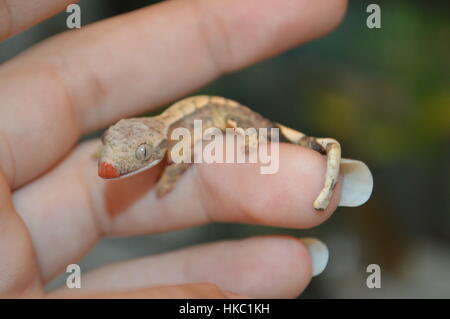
[98,118,167,179]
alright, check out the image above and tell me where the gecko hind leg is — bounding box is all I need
[311,137,341,211]
[276,124,341,211]
[155,163,192,198]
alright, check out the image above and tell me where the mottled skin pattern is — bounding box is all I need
[98,96,341,211]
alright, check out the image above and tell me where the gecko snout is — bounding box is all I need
[98,162,120,179]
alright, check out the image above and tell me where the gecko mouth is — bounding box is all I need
[98,162,120,179]
[98,159,161,180]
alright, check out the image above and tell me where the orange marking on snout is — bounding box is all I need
[98,162,120,179]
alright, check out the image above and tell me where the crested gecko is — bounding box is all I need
[98,96,341,211]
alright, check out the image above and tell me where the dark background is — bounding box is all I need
[1,0,449,298]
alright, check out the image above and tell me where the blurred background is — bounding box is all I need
[1,0,449,298]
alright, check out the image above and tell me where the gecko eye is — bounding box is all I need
[135,143,151,161]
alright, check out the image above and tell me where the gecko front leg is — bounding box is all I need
[155,162,192,197]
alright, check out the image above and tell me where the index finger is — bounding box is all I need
[0,0,347,188]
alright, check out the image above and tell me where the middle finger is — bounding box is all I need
[14,139,346,282]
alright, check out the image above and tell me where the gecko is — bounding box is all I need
[98,95,341,211]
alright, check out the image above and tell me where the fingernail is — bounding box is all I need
[338,159,373,207]
[300,238,329,277]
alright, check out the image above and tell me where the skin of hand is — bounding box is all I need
[0,0,354,298]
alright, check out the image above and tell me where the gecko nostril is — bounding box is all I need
[98,162,120,179]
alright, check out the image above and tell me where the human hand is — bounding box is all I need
[0,0,372,298]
